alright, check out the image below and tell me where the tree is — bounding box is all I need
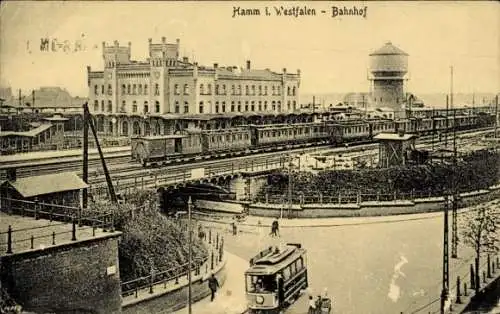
[460,200,500,294]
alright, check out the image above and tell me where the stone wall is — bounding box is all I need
[0,234,122,314]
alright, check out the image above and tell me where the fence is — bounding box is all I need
[121,225,225,299]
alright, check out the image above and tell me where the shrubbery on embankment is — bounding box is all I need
[89,190,208,283]
[260,149,500,202]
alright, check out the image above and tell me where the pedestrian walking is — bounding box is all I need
[308,295,316,314]
[208,274,220,302]
[271,219,280,237]
[232,221,237,235]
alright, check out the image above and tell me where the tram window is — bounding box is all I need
[246,275,277,293]
[283,267,291,281]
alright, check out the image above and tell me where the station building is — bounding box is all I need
[86,37,302,137]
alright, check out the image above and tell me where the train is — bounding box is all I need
[245,243,310,314]
[131,112,494,167]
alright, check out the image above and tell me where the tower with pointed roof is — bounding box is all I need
[368,42,408,117]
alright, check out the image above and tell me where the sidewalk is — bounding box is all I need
[174,252,248,314]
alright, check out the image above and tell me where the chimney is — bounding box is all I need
[183,56,189,63]
[114,40,119,47]
[148,38,152,44]
[246,60,251,70]
[214,63,218,69]
[6,168,16,181]
[297,69,301,76]
[283,68,287,73]
[162,36,166,43]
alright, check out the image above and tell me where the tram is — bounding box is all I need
[245,243,309,314]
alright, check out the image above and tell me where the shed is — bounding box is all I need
[0,170,88,213]
[374,132,417,168]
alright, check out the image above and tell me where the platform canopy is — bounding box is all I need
[4,172,88,198]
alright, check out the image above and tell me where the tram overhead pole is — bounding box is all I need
[450,66,459,259]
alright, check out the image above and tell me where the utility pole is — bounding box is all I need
[441,194,450,314]
[187,196,193,314]
[82,103,89,209]
[450,66,459,259]
[32,90,35,108]
[445,95,449,149]
[495,94,498,138]
[288,154,293,219]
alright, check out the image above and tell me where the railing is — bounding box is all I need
[121,226,225,299]
[0,198,115,255]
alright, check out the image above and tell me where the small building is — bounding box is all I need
[374,132,417,168]
[0,170,88,212]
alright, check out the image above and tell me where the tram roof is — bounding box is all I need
[245,245,307,276]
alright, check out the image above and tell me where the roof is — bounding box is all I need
[369,42,408,56]
[374,133,416,141]
[5,172,88,198]
[0,124,52,138]
[246,245,306,275]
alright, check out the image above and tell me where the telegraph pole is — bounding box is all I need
[288,154,293,219]
[441,194,450,314]
[495,94,498,138]
[450,66,459,259]
[82,102,89,209]
[445,95,449,149]
[187,196,193,314]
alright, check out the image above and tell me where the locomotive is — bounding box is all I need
[131,113,491,167]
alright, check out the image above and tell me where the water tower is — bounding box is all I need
[369,42,408,116]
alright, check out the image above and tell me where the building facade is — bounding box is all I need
[87,37,301,137]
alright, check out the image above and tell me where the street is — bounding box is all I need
[216,215,480,314]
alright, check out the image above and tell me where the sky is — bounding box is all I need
[0,1,499,97]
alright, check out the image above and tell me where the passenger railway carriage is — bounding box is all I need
[131,112,492,167]
[245,243,309,314]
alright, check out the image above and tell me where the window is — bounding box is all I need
[292,86,296,96]
[200,84,205,95]
[144,101,149,113]
[121,84,126,95]
[272,101,276,111]
[251,85,255,95]
[184,101,189,113]
[231,85,235,95]
[174,84,180,95]
[278,86,281,95]
[101,100,105,112]
[264,86,268,95]
[237,101,241,112]
[293,100,296,111]
[245,101,249,111]
[155,84,160,96]
[258,101,262,111]
[144,84,148,95]
[155,101,160,113]
[277,101,281,111]
[94,100,99,111]
[107,100,112,112]
[245,85,249,95]
[133,84,136,95]
[127,84,131,94]
[121,100,126,112]
[132,101,137,112]
[184,84,189,95]
[287,101,291,111]
[138,84,142,94]
[94,85,99,95]
[238,85,242,95]
[215,84,219,95]
[272,86,275,95]
[215,102,219,113]
[199,101,204,114]
[175,101,180,113]
[207,84,212,95]
[231,101,235,112]
[287,86,291,96]
[101,85,104,94]
[222,84,226,95]
[264,101,268,110]
[251,101,255,111]
[222,101,226,113]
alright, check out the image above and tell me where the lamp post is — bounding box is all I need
[187,196,193,314]
[111,117,117,137]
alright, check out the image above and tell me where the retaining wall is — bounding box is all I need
[248,185,500,218]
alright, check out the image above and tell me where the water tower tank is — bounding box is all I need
[369,42,408,77]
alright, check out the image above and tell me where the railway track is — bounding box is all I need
[0,128,494,183]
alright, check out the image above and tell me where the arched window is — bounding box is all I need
[132,101,137,112]
[272,86,276,95]
[94,100,99,111]
[245,85,249,95]
[107,84,112,95]
[122,121,128,136]
[174,84,180,95]
[144,84,148,95]
[231,85,235,95]
[184,84,189,95]
[175,101,180,113]
[101,100,105,112]
[144,101,149,113]
[292,86,296,96]
[155,84,160,96]
[107,100,112,112]
[138,84,142,94]
[121,100,126,113]
[200,84,205,95]
[287,86,291,96]
[258,86,262,96]
[155,101,160,113]
[264,86,268,95]
[94,85,99,95]
[238,85,242,95]
[121,84,126,95]
[207,84,212,95]
[199,101,204,114]
[251,85,255,95]
[215,85,219,95]
[133,121,140,135]
[127,84,131,94]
